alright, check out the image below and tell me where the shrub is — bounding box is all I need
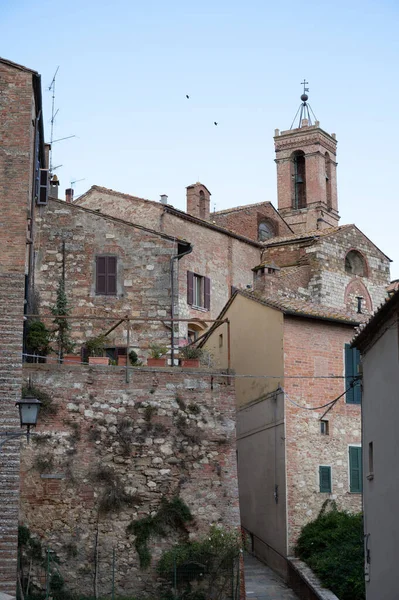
[26,320,52,360]
[180,345,202,360]
[295,503,365,600]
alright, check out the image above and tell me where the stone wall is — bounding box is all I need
[20,364,240,597]
[35,198,180,357]
[283,316,362,552]
[0,60,37,593]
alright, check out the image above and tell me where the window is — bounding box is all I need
[345,344,361,404]
[319,466,332,493]
[345,250,367,277]
[291,151,307,209]
[325,152,332,210]
[258,221,274,241]
[320,420,329,435]
[349,446,362,493]
[96,256,117,295]
[367,442,374,480]
[219,334,223,348]
[187,271,210,310]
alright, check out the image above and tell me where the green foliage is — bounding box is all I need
[295,503,365,600]
[149,342,168,359]
[158,526,241,600]
[92,466,141,514]
[33,454,54,473]
[26,320,52,359]
[22,384,57,417]
[85,334,107,357]
[129,350,139,365]
[115,417,134,455]
[51,279,75,358]
[180,345,203,360]
[188,403,201,415]
[127,497,193,569]
[175,396,186,411]
[144,405,155,423]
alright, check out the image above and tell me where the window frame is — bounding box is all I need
[320,420,329,435]
[319,465,332,493]
[258,220,274,241]
[349,445,363,493]
[95,255,118,296]
[345,344,361,404]
[187,271,210,311]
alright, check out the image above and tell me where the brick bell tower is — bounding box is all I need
[274,83,340,234]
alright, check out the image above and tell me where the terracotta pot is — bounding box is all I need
[180,359,200,368]
[63,355,81,364]
[88,356,110,365]
[147,358,167,367]
[118,356,128,366]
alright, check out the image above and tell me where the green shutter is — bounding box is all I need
[345,344,361,404]
[319,466,332,493]
[349,446,362,493]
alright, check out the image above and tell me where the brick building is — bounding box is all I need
[0,57,47,594]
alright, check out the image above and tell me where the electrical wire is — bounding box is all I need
[282,378,360,412]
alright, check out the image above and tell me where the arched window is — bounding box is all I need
[325,152,332,210]
[258,221,274,241]
[345,250,367,277]
[291,151,306,209]
[199,190,206,219]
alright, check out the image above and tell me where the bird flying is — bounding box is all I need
[214,122,218,126]
[186,95,189,99]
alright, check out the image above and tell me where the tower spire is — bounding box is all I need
[290,80,318,129]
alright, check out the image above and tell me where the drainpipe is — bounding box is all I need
[170,242,193,366]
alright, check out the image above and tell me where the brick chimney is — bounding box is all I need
[65,188,74,203]
[49,175,60,199]
[253,263,281,296]
[186,183,211,220]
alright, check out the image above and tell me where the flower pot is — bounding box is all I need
[118,356,128,366]
[180,359,200,368]
[63,354,81,364]
[147,358,167,367]
[89,356,110,365]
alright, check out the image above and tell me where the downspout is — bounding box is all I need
[170,242,193,366]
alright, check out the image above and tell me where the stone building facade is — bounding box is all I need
[20,363,240,597]
[0,57,47,594]
[34,197,191,359]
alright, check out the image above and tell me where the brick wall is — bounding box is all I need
[212,202,293,241]
[35,199,179,357]
[283,317,362,552]
[20,364,240,597]
[0,60,36,593]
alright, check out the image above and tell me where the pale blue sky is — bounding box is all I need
[2,0,399,277]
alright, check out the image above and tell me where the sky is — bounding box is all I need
[2,0,399,277]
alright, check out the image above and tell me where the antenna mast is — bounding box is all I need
[48,66,60,173]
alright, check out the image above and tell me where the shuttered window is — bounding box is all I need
[96,256,117,295]
[349,446,362,493]
[345,344,361,404]
[187,271,210,310]
[319,466,332,493]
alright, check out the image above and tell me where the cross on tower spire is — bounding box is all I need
[290,79,318,129]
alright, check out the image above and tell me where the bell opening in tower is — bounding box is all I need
[291,151,307,209]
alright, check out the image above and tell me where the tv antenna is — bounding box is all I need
[47,67,76,173]
[71,177,85,188]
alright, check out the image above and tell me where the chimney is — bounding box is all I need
[49,174,60,199]
[253,263,280,295]
[186,182,211,220]
[160,194,168,205]
[65,188,74,204]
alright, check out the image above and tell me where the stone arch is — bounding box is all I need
[344,279,372,314]
[258,219,275,241]
[345,249,368,277]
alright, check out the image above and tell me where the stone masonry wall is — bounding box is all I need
[20,364,240,597]
[283,317,362,553]
[0,61,36,593]
[35,198,179,358]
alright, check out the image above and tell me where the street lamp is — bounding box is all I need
[0,393,41,450]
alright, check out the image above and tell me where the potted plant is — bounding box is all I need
[85,335,109,365]
[128,349,142,366]
[179,345,203,368]
[147,342,168,367]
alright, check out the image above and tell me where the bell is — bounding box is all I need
[295,174,303,184]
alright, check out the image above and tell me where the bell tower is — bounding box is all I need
[274,83,340,233]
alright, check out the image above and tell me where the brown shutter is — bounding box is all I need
[96,256,107,294]
[204,277,211,310]
[107,256,117,295]
[187,271,194,305]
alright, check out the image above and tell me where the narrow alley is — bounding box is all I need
[244,553,300,600]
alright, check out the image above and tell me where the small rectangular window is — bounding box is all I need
[349,446,363,493]
[319,466,332,493]
[345,344,361,404]
[320,420,329,435]
[96,256,117,295]
[367,442,374,480]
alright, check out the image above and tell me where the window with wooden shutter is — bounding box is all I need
[319,466,332,493]
[204,277,211,310]
[345,344,361,404]
[349,446,362,493]
[96,256,117,295]
[187,271,194,305]
[37,169,49,205]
